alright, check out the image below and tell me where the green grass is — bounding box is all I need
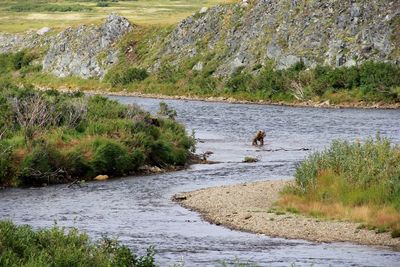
[0,0,235,33]
[0,220,156,267]
[279,135,400,236]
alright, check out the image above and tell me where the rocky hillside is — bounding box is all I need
[0,0,399,79]
[0,13,132,78]
[158,0,399,76]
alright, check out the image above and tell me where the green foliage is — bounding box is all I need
[91,140,142,176]
[105,67,149,86]
[0,82,194,187]
[8,3,92,12]
[0,51,38,74]
[0,146,13,184]
[19,141,63,185]
[226,68,253,92]
[294,135,400,210]
[157,102,177,120]
[96,1,110,7]
[157,63,179,83]
[0,220,156,267]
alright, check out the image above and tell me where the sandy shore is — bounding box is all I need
[173,180,400,251]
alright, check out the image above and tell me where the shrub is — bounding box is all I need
[360,61,400,91]
[8,3,92,12]
[0,84,194,187]
[19,142,63,185]
[64,148,93,178]
[149,139,173,166]
[97,1,110,7]
[0,146,13,184]
[157,102,177,120]
[0,220,156,267]
[106,67,149,86]
[294,135,400,208]
[91,140,135,176]
[87,95,127,120]
[226,68,253,92]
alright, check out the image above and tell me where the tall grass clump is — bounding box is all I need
[280,135,400,236]
[0,82,195,187]
[0,220,156,267]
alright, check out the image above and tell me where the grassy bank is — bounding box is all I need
[0,220,155,266]
[0,77,195,187]
[279,135,400,237]
[0,0,235,33]
[16,49,400,107]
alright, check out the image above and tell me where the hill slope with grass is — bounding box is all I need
[0,0,399,105]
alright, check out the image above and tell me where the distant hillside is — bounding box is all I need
[1,0,399,79]
[155,0,400,77]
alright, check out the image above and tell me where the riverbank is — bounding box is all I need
[174,180,400,251]
[36,85,400,110]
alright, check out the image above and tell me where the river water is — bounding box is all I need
[1,97,400,266]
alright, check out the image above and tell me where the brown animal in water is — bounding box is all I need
[252,130,266,146]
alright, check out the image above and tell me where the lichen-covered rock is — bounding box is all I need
[0,31,52,54]
[158,0,400,76]
[43,13,132,78]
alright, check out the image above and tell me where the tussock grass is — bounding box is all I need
[279,135,400,236]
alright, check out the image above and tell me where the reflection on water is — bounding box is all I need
[0,97,399,266]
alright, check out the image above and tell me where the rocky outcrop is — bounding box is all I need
[159,0,400,76]
[0,30,52,54]
[0,13,132,79]
[43,14,132,78]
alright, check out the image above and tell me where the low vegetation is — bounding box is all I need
[0,0,235,32]
[279,135,400,237]
[0,220,156,266]
[0,77,195,187]
[7,2,92,13]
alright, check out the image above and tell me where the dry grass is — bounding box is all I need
[0,0,237,33]
[279,194,400,233]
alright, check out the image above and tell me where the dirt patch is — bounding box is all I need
[174,180,400,251]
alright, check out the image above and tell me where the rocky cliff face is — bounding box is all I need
[159,0,400,76]
[43,14,132,78]
[1,1,399,79]
[0,14,132,79]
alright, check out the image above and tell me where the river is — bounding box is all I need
[1,97,399,266]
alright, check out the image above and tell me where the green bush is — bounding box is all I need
[19,142,63,186]
[0,147,13,184]
[294,135,400,209]
[91,140,136,176]
[0,51,36,74]
[8,3,92,12]
[106,67,149,86]
[96,1,110,7]
[360,62,400,90]
[0,83,194,187]
[226,68,253,92]
[64,148,93,178]
[0,220,156,267]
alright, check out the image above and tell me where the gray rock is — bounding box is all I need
[192,61,204,71]
[43,13,132,78]
[277,55,301,70]
[156,0,399,76]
